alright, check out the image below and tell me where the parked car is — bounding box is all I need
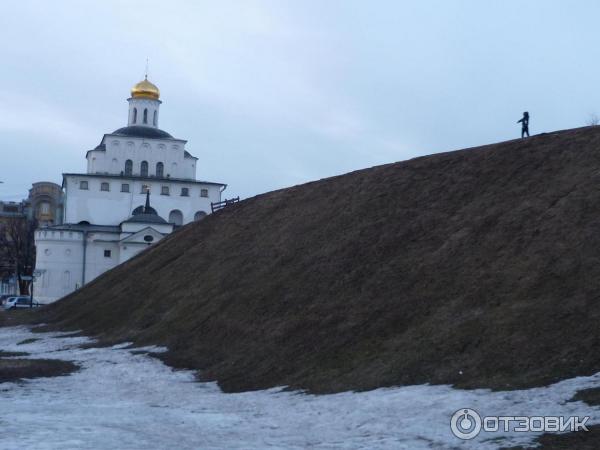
[3,296,40,310]
[0,294,14,306]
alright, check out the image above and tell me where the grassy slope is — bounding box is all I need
[38,126,600,393]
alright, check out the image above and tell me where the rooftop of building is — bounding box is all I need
[62,172,226,187]
[111,125,174,140]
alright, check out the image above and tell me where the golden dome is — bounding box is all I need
[131,77,160,100]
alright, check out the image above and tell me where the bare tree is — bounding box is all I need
[587,113,599,126]
[0,217,37,295]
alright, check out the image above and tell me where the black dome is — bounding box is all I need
[123,192,168,225]
[132,205,158,216]
[123,213,168,225]
[112,126,174,139]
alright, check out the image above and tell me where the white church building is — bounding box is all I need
[33,77,226,303]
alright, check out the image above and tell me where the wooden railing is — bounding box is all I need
[211,197,240,213]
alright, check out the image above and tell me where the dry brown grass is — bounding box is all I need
[30,126,600,394]
[0,358,78,382]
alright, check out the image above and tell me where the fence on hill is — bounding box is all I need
[211,197,240,213]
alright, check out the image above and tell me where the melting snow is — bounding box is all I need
[0,325,598,449]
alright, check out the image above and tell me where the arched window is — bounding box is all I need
[143,108,148,124]
[62,270,71,290]
[133,108,137,124]
[168,210,183,226]
[156,162,164,178]
[141,161,148,177]
[194,211,207,221]
[125,159,133,175]
[153,110,157,126]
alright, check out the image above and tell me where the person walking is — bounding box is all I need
[517,112,530,138]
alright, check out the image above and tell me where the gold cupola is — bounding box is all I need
[131,76,160,100]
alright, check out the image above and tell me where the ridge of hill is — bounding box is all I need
[37,126,600,393]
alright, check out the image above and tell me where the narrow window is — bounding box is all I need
[141,161,148,177]
[100,182,110,192]
[62,271,71,290]
[156,162,164,178]
[80,181,89,190]
[181,187,189,197]
[161,186,170,196]
[200,188,208,198]
[121,183,130,193]
[125,159,133,175]
[39,202,50,214]
[133,108,137,124]
[143,108,148,124]
[104,250,111,258]
[153,110,157,126]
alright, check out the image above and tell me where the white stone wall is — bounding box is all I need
[120,222,173,235]
[86,136,197,180]
[33,229,85,302]
[128,97,161,128]
[63,175,220,226]
[119,241,155,264]
[33,224,173,303]
[118,224,172,264]
[85,232,121,283]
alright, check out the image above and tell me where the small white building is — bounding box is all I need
[33,77,226,303]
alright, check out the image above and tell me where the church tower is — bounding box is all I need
[127,76,161,128]
[33,74,226,304]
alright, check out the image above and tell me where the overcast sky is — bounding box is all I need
[1,0,599,201]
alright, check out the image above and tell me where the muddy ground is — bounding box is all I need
[0,358,78,382]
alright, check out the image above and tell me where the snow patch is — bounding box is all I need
[0,326,598,449]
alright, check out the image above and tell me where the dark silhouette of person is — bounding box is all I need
[517,112,530,138]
